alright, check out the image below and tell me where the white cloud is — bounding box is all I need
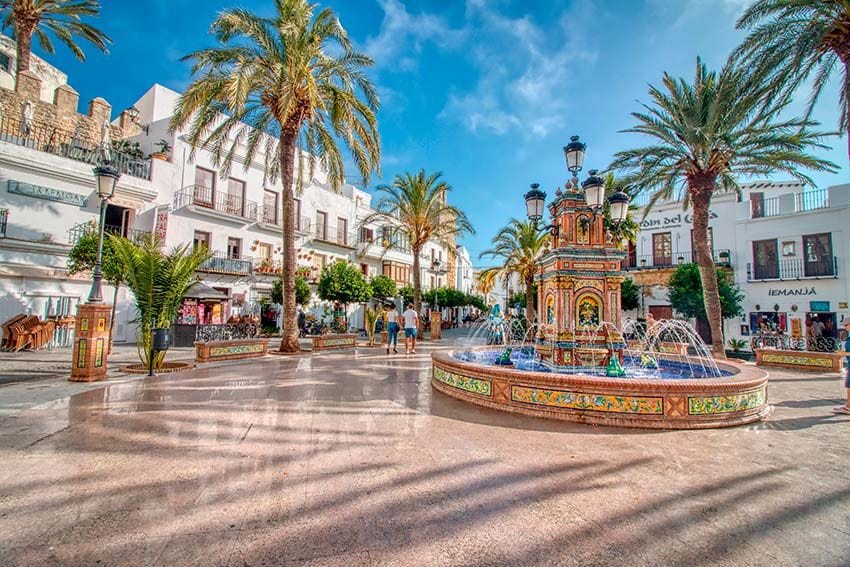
[364,0,465,68]
[439,0,599,138]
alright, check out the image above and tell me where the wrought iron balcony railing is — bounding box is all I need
[258,206,311,233]
[198,251,254,275]
[747,256,838,281]
[174,186,258,221]
[313,225,355,247]
[0,116,152,180]
[624,249,732,270]
[67,221,151,246]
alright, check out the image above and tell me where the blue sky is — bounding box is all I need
[42,0,846,264]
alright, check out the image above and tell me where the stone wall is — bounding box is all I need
[0,70,140,148]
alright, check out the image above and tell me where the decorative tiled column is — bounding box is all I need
[70,303,112,382]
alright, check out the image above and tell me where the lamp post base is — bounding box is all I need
[69,303,112,382]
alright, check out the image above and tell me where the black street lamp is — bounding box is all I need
[582,169,606,213]
[524,183,546,222]
[87,164,120,303]
[563,135,586,177]
[607,188,631,225]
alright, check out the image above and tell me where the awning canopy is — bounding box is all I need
[185,283,230,301]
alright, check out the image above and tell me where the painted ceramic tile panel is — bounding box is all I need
[688,388,766,415]
[434,367,492,396]
[210,343,265,357]
[512,385,663,414]
[762,353,832,368]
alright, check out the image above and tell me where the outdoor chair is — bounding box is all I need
[1,314,26,350]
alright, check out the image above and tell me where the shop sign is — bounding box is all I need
[7,180,87,207]
[768,287,816,297]
[809,301,830,312]
[639,211,718,230]
[154,210,168,241]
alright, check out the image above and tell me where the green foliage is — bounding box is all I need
[734,0,850,136]
[364,307,379,344]
[271,275,312,306]
[510,291,527,309]
[66,223,123,285]
[109,235,210,368]
[317,260,371,307]
[2,0,111,73]
[112,140,145,160]
[668,264,743,321]
[464,294,488,312]
[155,139,172,154]
[369,274,397,300]
[728,338,748,352]
[398,286,415,306]
[621,278,641,311]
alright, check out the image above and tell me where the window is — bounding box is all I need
[382,262,410,285]
[293,198,302,229]
[360,263,368,276]
[750,192,765,218]
[359,227,374,243]
[257,243,272,260]
[0,53,11,73]
[316,211,327,240]
[337,217,347,245]
[752,239,779,280]
[781,241,796,257]
[803,233,834,277]
[263,190,278,225]
[193,230,210,251]
[312,253,327,274]
[227,237,241,259]
[652,232,672,266]
[430,275,435,288]
[193,168,215,206]
[226,178,245,216]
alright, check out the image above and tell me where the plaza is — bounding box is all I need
[0,335,849,566]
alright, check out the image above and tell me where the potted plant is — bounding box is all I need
[151,139,171,161]
[726,338,753,361]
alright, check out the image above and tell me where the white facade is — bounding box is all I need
[627,181,850,345]
[0,74,462,342]
[455,245,474,294]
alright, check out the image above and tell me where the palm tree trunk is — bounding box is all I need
[278,128,300,353]
[525,275,535,322]
[412,244,422,321]
[691,186,726,359]
[15,24,35,74]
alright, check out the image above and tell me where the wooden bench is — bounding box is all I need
[309,333,358,351]
[1,314,26,350]
[194,338,270,362]
[755,348,847,372]
[7,316,53,352]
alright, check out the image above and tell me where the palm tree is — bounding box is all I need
[475,267,500,300]
[479,219,550,322]
[110,235,210,369]
[601,172,640,249]
[733,0,850,160]
[363,170,473,315]
[171,0,381,353]
[0,0,110,74]
[610,59,836,357]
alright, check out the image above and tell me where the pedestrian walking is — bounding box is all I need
[385,303,400,354]
[403,303,419,355]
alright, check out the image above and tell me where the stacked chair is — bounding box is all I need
[1,314,56,352]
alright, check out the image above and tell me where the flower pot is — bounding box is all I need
[151,152,169,161]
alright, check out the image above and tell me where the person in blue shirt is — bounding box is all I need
[833,319,850,415]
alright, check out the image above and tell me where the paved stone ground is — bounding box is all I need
[0,335,848,566]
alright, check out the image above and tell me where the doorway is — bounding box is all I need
[104,204,131,236]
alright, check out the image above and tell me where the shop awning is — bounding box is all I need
[185,283,230,301]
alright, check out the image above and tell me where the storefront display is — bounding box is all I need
[750,311,786,334]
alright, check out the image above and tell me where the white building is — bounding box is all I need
[0,66,462,344]
[626,181,850,346]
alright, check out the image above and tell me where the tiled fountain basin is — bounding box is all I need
[431,348,769,430]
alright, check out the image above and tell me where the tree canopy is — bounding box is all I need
[621,278,641,312]
[66,225,123,285]
[317,260,371,306]
[272,276,311,307]
[369,274,397,300]
[668,264,743,321]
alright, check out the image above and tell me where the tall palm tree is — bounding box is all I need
[171,0,381,353]
[475,266,500,300]
[610,59,836,357]
[733,0,850,160]
[363,170,473,315]
[601,172,640,249]
[479,219,550,322]
[0,0,110,74]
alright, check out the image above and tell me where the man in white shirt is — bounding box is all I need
[402,303,419,355]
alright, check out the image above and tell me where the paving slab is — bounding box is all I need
[0,336,848,566]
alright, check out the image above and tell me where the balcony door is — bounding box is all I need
[194,167,215,206]
[337,217,347,245]
[263,190,278,225]
[226,178,245,217]
[316,211,327,240]
[753,239,779,280]
[803,233,834,277]
[193,230,211,251]
[227,237,241,259]
[652,232,672,267]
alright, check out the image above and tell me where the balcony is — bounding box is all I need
[0,115,152,180]
[198,251,253,276]
[747,256,838,282]
[173,186,258,223]
[312,225,355,248]
[751,189,829,219]
[256,206,311,235]
[252,257,282,278]
[624,249,732,270]
[67,221,151,246]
